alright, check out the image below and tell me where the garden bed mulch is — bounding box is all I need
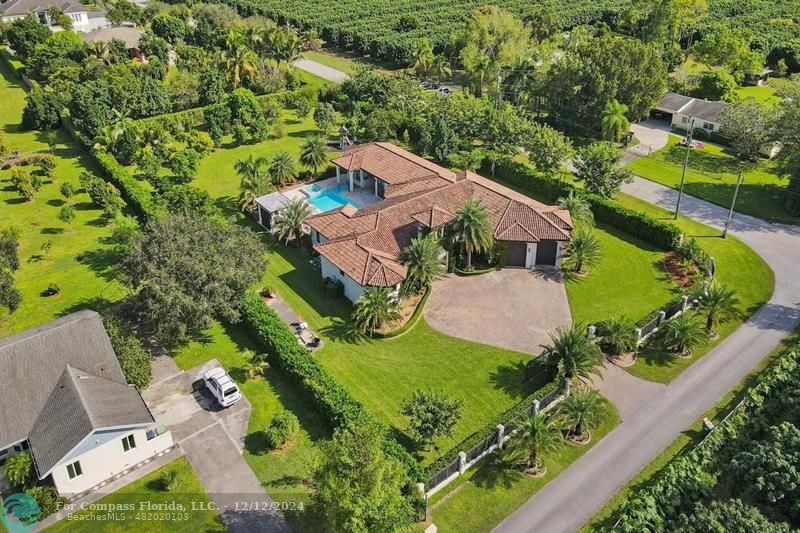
[374,292,424,335]
[663,251,698,289]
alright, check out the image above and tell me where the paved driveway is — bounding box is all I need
[423,268,572,354]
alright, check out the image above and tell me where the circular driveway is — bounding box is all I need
[423,268,572,354]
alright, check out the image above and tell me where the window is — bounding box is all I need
[67,461,82,479]
[703,122,714,130]
[122,434,136,453]
[681,116,689,124]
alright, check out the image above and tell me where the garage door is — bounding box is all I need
[506,242,527,267]
[535,241,558,266]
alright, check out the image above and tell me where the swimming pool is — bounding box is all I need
[307,184,361,212]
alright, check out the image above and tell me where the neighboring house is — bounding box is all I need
[0,311,173,496]
[304,143,573,302]
[0,0,89,29]
[81,26,145,61]
[653,92,728,135]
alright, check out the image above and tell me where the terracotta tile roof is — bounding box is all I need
[332,142,457,185]
[309,144,572,288]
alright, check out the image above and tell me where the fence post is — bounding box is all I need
[416,483,428,521]
[587,325,596,338]
[635,327,643,346]
[564,378,571,396]
[532,399,540,416]
[657,310,666,326]
[681,295,690,312]
[458,451,467,474]
[496,424,505,449]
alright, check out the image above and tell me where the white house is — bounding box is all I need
[0,0,90,29]
[653,92,728,135]
[0,311,173,497]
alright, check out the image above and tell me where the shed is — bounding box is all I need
[255,192,290,229]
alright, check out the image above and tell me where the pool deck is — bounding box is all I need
[283,176,380,214]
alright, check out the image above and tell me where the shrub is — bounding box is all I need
[264,410,300,449]
[159,470,178,492]
[42,283,60,296]
[25,485,65,518]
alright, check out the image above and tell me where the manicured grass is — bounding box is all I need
[565,223,679,324]
[627,134,799,225]
[427,397,619,532]
[302,50,357,75]
[734,84,781,105]
[46,457,225,533]
[612,192,774,382]
[0,60,125,338]
[170,321,329,525]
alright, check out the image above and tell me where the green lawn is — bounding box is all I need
[612,192,774,382]
[627,134,798,225]
[302,50,357,75]
[565,223,679,324]
[428,397,619,532]
[0,60,125,338]
[734,84,781,105]
[46,457,225,532]
[170,321,329,527]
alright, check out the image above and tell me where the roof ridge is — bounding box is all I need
[0,311,98,352]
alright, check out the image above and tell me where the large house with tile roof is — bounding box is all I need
[0,0,89,29]
[306,143,573,302]
[0,311,173,496]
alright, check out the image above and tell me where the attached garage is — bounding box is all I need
[535,240,558,266]
[506,242,528,267]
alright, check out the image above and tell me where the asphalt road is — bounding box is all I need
[495,178,800,533]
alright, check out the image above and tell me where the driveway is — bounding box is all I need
[293,58,349,83]
[143,358,290,533]
[423,268,572,354]
[623,120,671,163]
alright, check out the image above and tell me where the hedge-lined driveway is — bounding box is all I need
[424,269,572,354]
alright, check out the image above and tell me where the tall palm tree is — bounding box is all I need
[601,316,637,356]
[451,198,494,270]
[508,414,561,474]
[400,233,445,294]
[299,134,327,177]
[559,390,603,439]
[352,287,401,335]
[408,38,434,78]
[698,282,740,335]
[557,191,594,227]
[221,37,258,88]
[565,228,602,274]
[544,322,602,383]
[236,155,271,211]
[268,151,297,187]
[273,198,311,246]
[273,30,303,66]
[660,313,706,356]
[600,99,630,143]
[431,54,452,83]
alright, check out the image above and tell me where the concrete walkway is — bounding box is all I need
[495,177,800,532]
[293,58,350,83]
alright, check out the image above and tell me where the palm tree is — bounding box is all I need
[235,155,270,212]
[87,41,113,65]
[352,287,401,335]
[565,228,602,274]
[601,316,637,356]
[221,37,258,88]
[559,390,603,440]
[431,54,452,83]
[600,99,630,143]
[697,282,740,335]
[451,198,494,270]
[273,198,312,247]
[660,313,706,356]
[557,191,594,227]
[508,414,561,474]
[241,350,268,379]
[273,30,303,66]
[544,322,602,383]
[269,151,297,187]
[400,233,445,294]
[299,135,327,177]
[408,38,434,78]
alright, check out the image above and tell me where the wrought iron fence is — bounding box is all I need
[426,457,460,489]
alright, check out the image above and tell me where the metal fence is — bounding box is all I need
[426,457,460,490]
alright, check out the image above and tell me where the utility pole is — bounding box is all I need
[674,117,695,220]
[722,168,745,239]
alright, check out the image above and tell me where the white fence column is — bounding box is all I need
[564,378,571,396]
[635,327,643,345]
[657,310,666,325]
[532,399,540,416]
[588,325,596,338]
[458,451,467,474]
[681,295,690,312]
[496,424,505,449]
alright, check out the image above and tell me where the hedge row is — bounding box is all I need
[240,291,423,481]
[425,371,559,480]
[485,157,683,251]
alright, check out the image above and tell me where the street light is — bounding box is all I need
[674,116,695,220]
[722,167,745,239]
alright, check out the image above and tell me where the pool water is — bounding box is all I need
[308,185,361,212]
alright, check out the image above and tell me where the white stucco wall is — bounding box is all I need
[50,428,173,495]
[320,256,365,302]
[672,113,720,133]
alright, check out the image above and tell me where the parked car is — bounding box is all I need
[436,87,452,96]
[201,367,241,407]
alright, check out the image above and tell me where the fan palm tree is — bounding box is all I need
[600,99,630,143]
[451,198,494,270]
[544,322,602,383]
[268,151,297,187]
[559,390,603,439]
[408,38,434,78]
[272,198,311,247]
[600,316,638,356]
[508,414,561,474]
[235,155,271,212]
[565,228,602,274]
[660,313,706,356]
[557,191,594,227]
[299,134,327,177]
[352,287,401,335]
[400,233,445,294]
[431,54,452,83]
[697,282,740,335]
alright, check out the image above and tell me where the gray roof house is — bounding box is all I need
[0,0,90,29]
[0,311,173,496]
[654,91,729,134]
